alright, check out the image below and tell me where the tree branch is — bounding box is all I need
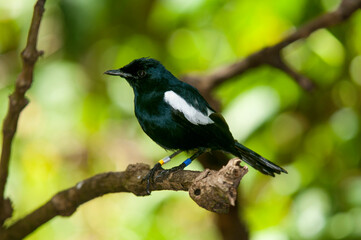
[0,0,46,225]
[1,0,361,239]
[182,0,361,92]
[0,159,247,240]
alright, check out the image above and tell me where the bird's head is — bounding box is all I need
[105,57,171,91]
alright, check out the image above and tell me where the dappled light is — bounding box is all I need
[1,0,361,239]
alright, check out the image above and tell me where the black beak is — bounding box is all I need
[104,69,133,78]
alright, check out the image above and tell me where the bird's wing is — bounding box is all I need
[208,112,230,132]
[169,107,235,150]
[163,90,214,126]
[163,89,234,148]
[178,83,216,113]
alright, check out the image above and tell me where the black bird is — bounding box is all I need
[105,58,287,193]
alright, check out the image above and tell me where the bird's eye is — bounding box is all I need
[137,70,146,78]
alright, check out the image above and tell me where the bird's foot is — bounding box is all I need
[142,163,163,195]
[154,163,186,182]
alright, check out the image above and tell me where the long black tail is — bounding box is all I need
[232,142,287,176]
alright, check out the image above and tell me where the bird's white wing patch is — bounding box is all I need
[164,91,214,125]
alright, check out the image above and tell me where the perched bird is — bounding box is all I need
[105,58,287,193]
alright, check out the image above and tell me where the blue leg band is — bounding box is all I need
[183,158,192,166]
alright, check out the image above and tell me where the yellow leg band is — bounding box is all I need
[158,160,165,165]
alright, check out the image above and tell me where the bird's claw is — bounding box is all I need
[154,165,185,182]
[142,163,163,195]
[142,163,186,194]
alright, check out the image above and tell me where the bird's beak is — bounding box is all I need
[104,69,133,78]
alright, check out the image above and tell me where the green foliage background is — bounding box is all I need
[1,0,361,239]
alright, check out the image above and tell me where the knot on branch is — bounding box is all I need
[21,49,42,65]
[123,163,150,196]
[189,158,248,213]
[8,95,29,112]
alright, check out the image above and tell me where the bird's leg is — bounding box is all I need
[155,149,205,181]
[142,150,183,194]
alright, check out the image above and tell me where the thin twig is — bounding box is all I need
[0,0,46,225]
[182,0,361,91]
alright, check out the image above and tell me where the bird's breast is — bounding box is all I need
[134,103,185,149]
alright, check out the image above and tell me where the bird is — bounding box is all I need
[105,57,287,193]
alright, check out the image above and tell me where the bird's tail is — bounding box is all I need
[232,142,287,176]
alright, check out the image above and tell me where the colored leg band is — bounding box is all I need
[158,156,171,166]
[163,156,171,164]
[183,158,192,166]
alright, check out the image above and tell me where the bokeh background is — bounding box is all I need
[1,0,361,239]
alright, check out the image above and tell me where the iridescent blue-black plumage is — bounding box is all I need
[105,57,287,177]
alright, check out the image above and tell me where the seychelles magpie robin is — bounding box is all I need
[105,58,287,193]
